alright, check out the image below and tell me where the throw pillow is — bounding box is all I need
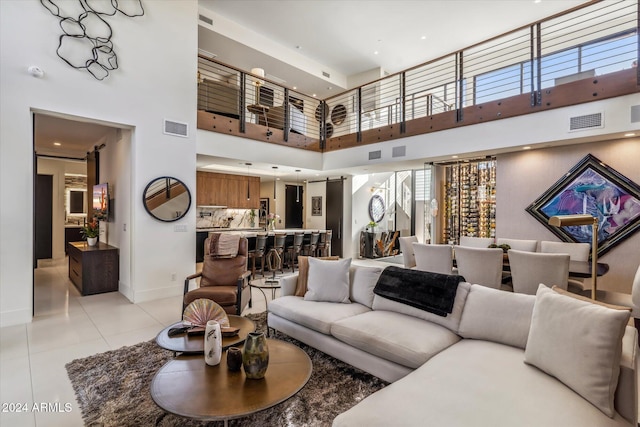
[294,256,339,296]
[524,284,630,418]
[304,257,352,303]
[350,265,384,308]
[458,284,535,349]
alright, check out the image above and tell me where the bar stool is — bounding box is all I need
[316,230,332,257]
[302,232,320,256]
[248,233,267,280]
[266,233,286,283]
[285,232,305,272]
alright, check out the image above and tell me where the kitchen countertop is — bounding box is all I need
[196,228,327,238]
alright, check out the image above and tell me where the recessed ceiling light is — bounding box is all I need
[312,94,316,97]
[452,155,459,159]
[421,36,426,40]
[523,146,531,150]
[624,133,636,137]
[293,86,297,90]
[534,0,542,3]
[374,51,379,55]
[53,142,61,146]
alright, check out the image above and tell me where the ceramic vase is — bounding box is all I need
[87,237,98,246]
[204,320,222,366]
[242,332,269,379]
[226,347,243,371]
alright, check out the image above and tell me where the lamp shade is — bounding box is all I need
[548,214,595,227]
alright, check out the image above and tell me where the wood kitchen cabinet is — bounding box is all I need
[196,171,260,208]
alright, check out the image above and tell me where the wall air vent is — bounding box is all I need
[164,120,188,138]
[368,150,382,160]
[569,112,603,132]
[198,14,213,25]
[392,146,406,158]
[631,105,640,123]
[322,71,330,78]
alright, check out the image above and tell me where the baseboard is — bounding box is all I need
[119,281,134,302]
[0,307,32,327]
[132,283,183,304]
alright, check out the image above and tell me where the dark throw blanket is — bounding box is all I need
[373,266,465,317]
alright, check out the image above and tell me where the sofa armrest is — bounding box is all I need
[615,325,638,425]
[280,274,299,297]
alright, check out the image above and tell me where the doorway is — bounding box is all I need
[285,185,303,228]
[32,112,127,317]
[326,179,343,257]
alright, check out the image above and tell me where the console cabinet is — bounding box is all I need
[68,241,119,296]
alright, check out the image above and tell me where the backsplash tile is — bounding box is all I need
[196,208,259,229]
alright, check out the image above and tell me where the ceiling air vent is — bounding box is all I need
[164,120,188,138]
[392,145,406,158]
[569,112,603,132]
[199,14,213,25]
[631,105,640,123]
[322,71,330,78]
[368,150,382,160]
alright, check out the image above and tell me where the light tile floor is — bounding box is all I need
[1,257,638,426]
[0,258,277,427]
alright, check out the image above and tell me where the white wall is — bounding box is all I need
[0,0,198,326]
[496,137,640,293]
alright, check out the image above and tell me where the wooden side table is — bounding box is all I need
[67,241,119,296]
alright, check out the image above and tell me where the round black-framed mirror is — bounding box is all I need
[368,194,385,223]
[143,176,191,222]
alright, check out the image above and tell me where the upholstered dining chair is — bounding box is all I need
[183,235,251,315]
[399,236,419,268]
[508,249,570,295]
[413,243,453,275]
[540,241,590,292]
[454,245,503,289]
[496,238,538,252]
[459,236,495,248]
[590,264,640,332]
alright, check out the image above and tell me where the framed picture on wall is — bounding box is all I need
[259,198,269,225]
[526,154,640,257]
[312,196,322,216]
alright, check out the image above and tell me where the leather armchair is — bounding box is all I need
[183,236,251,315]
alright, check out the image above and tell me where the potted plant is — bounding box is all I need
[81,218,99,246]
[367,221,377,233]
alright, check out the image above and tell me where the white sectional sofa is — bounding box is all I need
[267,263,638,426]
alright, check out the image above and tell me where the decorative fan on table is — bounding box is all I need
[178,299,239,336]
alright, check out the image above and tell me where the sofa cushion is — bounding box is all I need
[267,296,369,335]
[294,255,340,296]
[331,310,460,369]
[304,257,352,303]
[349,265,384,308]
[372,281,470,334]
[524,285,630,418]
[458,284,535,349]
[334,339,631,427]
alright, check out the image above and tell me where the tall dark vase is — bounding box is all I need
[242,332,269,379]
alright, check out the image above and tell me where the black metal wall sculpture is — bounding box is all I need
[40,0,144,80]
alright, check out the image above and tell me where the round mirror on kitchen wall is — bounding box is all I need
[143,176,191,222]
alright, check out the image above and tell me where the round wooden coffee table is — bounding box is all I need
[151,339,312,424]
[155,315,255,355]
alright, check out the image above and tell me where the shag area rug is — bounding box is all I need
[66,312,388,426]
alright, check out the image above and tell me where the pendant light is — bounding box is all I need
[245,163,252,200]
[295,169,301,203]
[272,166,278,200]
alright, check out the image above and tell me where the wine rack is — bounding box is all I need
[442,158,496,244]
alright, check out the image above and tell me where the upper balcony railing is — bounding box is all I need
[197,0,639,153]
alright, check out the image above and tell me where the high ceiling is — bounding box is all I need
[198,0,587,98]
[35,0,591,180]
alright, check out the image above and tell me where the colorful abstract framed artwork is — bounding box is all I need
[526,154,640,257]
